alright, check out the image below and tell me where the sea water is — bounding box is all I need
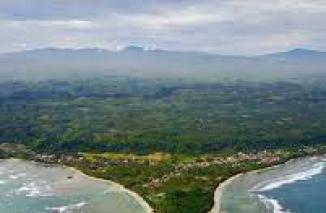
[219,157,326,213]
[0,159,148,213]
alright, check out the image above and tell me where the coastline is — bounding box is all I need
[209,173,243,213]
[208,159,296,213]
[5,155,324,213]
[5,158,153,213]
[67,166,153,213]
[208,156,326,213]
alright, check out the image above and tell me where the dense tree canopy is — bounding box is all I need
[1,77,326,154]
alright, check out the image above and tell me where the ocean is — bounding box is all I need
[219,156,326,213]
[0,159,148,213]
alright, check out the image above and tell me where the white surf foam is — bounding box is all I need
[46,202,87,213]
[257,194,292,213]
[0,180,6,184]
[9,172,27,180]
[9,175,18,180]
[16,182,54,197]
[254,162,324,192]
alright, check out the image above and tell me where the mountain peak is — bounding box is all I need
[288,48,321,54]
[263,48,326,59]
[122,45,146,52]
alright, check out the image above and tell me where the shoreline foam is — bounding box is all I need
[208,164,284,213]
[210,157,325,213]
[253,161,324,192]
[209,173,242,213]
[67,166,153,213]
[5,158,153,213]
[256,194,292,213]
[252,160,325,213]
[209,159,300,213]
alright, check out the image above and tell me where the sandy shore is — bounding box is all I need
[208,159,299,213]
[209,166,284,213]
[209,174,242,213]
[68,166,154,213]
[6,158,153,213]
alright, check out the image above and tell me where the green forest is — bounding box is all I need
[1,77,326,154]
[1,77,326,212]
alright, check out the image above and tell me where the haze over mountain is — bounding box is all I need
[1,47,326,82]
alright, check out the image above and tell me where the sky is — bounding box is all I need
[0,0,325,55]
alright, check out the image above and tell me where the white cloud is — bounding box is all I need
[0,19,93,29]
[0,0,325,54]
[115,7,228,30]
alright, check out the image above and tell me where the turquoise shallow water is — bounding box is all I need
[220,157,326,213]
[0,159,148,213]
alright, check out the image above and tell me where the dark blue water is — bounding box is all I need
[220,157,326,213]
[263,170,326,213]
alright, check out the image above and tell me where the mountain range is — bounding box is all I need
[1,46,326,82]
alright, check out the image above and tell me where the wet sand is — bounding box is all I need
[67,166,153,213]
[209,174,242,213]
[0,158,153,213]
[209,157,326,213]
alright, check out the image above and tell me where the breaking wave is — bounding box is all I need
[257,194,292,213]
[46,202,87,213]
[251,160,325,213]
[9,172,27,180]
[16,182,54,197]
[253,162,324,192]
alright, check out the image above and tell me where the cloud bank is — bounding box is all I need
[0,0,325,55]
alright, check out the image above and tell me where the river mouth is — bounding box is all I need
[0,159,148,213]
[219,157,326,213]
